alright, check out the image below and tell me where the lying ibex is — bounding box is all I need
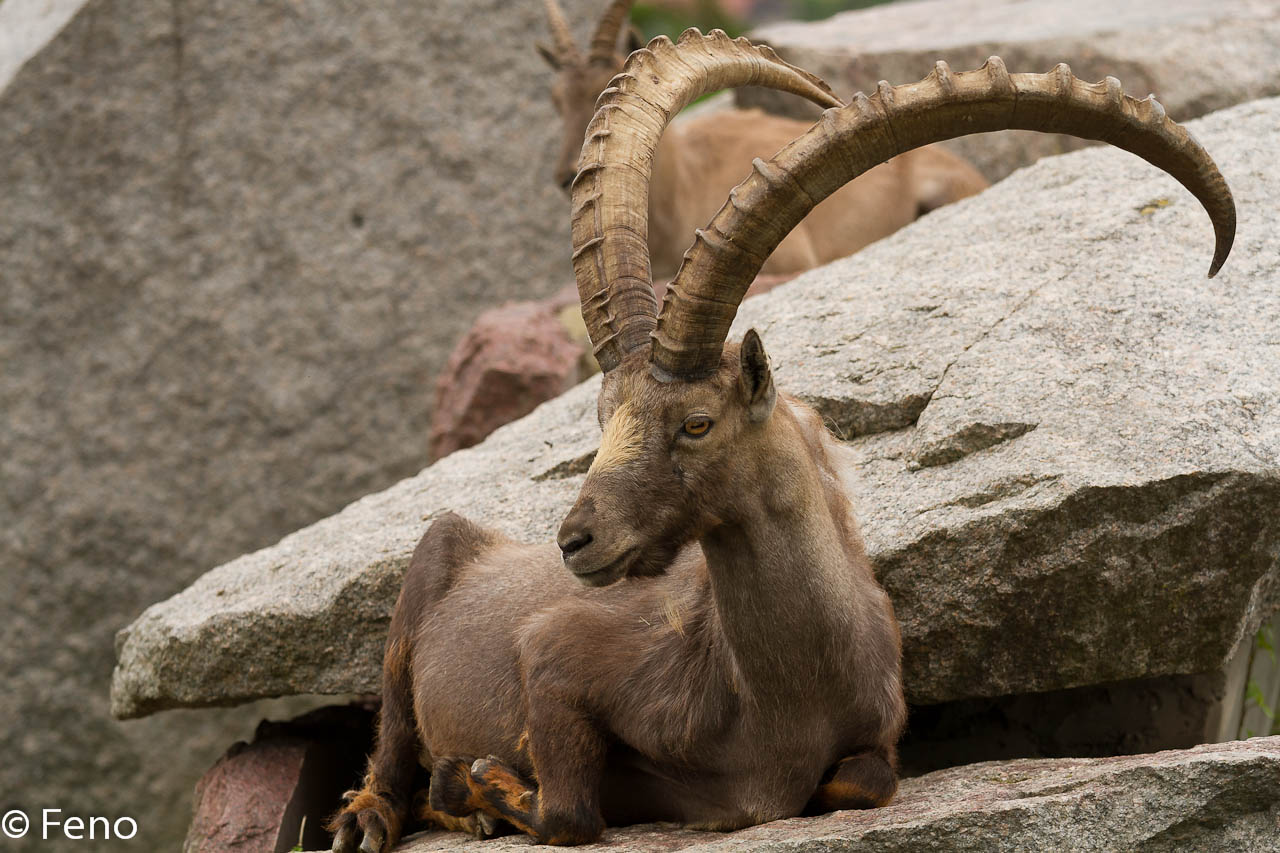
[330,33,1234,852]
[538,0,990,276]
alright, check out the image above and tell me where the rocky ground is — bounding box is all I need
[373,738,1280,853]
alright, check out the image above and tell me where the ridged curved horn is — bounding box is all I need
[543,0,582,64]
[588,0,636,64]
[571,29,844,373]
[651,58,1237,380]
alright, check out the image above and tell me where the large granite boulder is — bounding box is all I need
[365,737,1280,852]
[0,0,599,848]
[112,95,1280,718]
[743,0,1280,183]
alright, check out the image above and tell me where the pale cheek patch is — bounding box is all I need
[589,402,645,474]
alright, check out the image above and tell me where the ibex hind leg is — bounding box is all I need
[328,631,419,852]
[331,513,498,852]
[803,745,899,815]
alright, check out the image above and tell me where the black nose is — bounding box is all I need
[559,530,593,556]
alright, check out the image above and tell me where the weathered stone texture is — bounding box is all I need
[335,738,1280,852]
[743,0,1280,183]
[112,96,1280,718]
[0,0,598,848]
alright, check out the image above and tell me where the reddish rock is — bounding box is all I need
[428,288,585,461]
[185,704,375,853]
[186,738,308,852]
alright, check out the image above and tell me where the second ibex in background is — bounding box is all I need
[330,26,1234,853]
[538,0,990,276]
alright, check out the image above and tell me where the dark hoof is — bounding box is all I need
[329,808,388,853]
[331,820,358,852]
[475,811,500,840]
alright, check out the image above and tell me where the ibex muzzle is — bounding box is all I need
[331,31,1234,853]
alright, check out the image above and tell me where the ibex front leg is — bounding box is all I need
[431,680,608,845]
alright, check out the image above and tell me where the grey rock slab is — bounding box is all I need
[0,0,601,848]
[347,738,1280,852]
[743,0,1280,183]
[112,97,1280,717]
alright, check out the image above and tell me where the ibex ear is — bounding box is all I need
[625,25,644,55]
[535,43,562,69]
[739,329,776,423]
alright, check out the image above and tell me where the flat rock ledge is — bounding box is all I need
[112,98,1280,719]
[322,738,1280,852]
[744,0,1280,183]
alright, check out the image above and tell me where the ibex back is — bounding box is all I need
[330,32,1234,852]
[537,0,990,277]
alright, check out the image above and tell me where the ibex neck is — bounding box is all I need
[699,414,861,697]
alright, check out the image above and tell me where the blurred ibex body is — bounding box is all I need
[330,27,1235,853]
[538,0,989,276]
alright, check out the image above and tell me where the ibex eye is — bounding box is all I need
[682,416,712,437]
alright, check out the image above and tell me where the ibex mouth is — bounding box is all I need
[570,547,637,587]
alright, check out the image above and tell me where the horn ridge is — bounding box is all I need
[570,29,848,372]
[650,58,1236,380]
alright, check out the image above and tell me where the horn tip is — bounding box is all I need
[1208,222,1235,278]
[1208,249,1230,278]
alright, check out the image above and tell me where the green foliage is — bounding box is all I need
[1242,624,1280,738]
[632,0,898,42]
[1244,680,1273,723]
[630,0,898,110]
[1258,623,1276,665]
[785,0,896,21]
[632,1,746,41]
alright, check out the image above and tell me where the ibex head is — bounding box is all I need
[557,332,777,586]
[537,0,642,190]
[556,31,1236,587]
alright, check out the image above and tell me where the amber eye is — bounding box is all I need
[682,416,713,437]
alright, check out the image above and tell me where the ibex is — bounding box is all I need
[330,32,1234,852]
[538,0,991,277]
